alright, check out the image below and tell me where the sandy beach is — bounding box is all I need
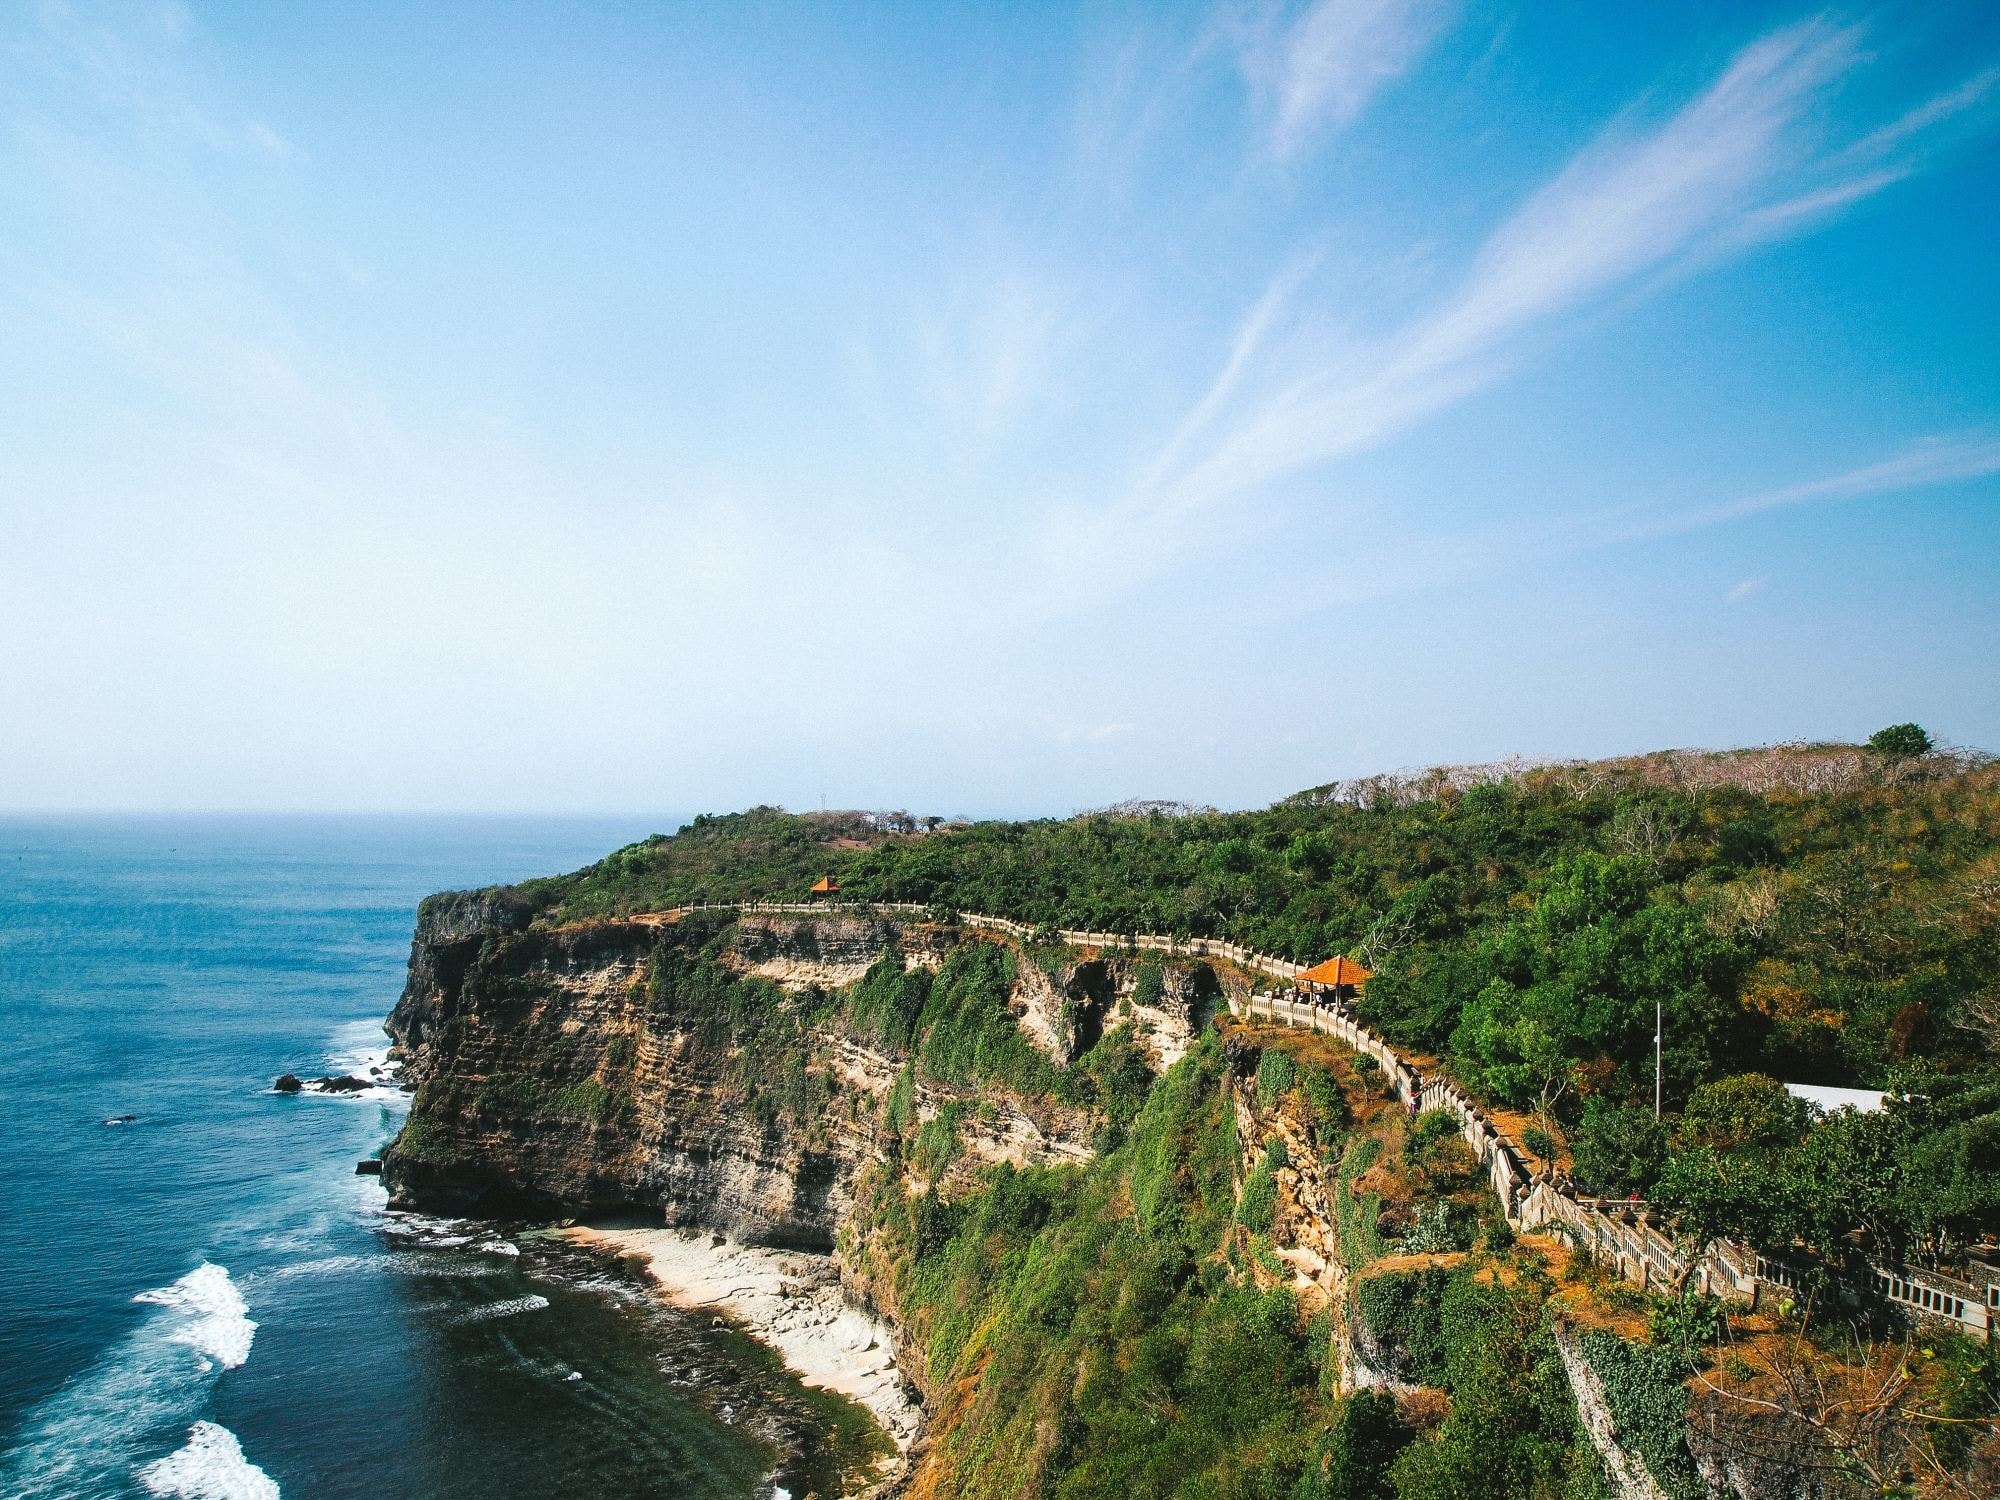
[564,1226,921,1454]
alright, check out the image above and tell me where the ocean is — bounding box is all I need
[0,815,874,1500]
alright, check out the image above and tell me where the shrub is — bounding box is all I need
[1646,1291,1727,1366]
[1133,960,1166,1009]
[473,1073,546,1118]
[1336,1136,1388,1269]
[1927,1329,2000,1465]
[848,952,932,1048]
[1301,1064,1351,1137]
[1399,1198,1470,1254]
[1238,1161,1279,1234]
[1296,1389,1410,1500]
[1257,1048,1299,1107]
[1570,1099,1668,1196]
[391,1116,461,1167]
[1354,1266,1456,1384]
[912,1101,968,1180]
[551,1079,627,1123]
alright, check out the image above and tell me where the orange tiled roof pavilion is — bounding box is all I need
[1296,956,1373,988]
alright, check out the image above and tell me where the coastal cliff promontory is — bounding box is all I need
[382,764,2000,1497]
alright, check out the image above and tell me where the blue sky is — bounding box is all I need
[2,1,1996,817]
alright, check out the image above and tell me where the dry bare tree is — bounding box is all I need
[1689,1307,1998,1499]
[1953,988,2000,1056]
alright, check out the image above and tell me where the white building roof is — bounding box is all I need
[1785,1082,1886,1114]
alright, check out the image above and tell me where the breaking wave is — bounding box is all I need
[138,1421,280,1500]
[0,1265,263,1497]
[134,1263,257,1371]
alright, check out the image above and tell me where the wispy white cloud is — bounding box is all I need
[1656,434,2000,538]
[1249,0,1458,160]
[1396,22,1857,374]
[1125,19,1990,536]
[1735,62,1999,242]
[1840,63,2000,164]
[913,271,1078,453]
[1139,252,1319,491]
[1259,431,2000,617]
[24,0,294,158]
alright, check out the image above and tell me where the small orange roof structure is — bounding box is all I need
[1297,956,1373,988]
[808,877,840,895]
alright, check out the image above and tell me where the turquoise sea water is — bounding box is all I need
[0,816,863,1499]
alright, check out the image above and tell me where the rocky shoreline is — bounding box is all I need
[566,1225,921,1462]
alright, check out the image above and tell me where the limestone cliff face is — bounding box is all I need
[1007,951,1220,1070]
[382,904,1086,1250]
[1222,1035,1405,1397]
[733,912,950,991]
[384,905,1775,1496]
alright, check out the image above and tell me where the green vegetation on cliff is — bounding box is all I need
[388,736,2000,1495]
[845,1034,1632,1499]
[531,743,1999,1093]
[853,1038,1331,1496]
[509,740,2000,1256]
[389,868,1999,1495]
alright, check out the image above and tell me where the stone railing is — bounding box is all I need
[648,898,1996,1337]
[1233,992,1992,1336]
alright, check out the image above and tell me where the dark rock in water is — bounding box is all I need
[356,1159,383,1176]
[313,1075,371,1093]
[273,1074,304,1094]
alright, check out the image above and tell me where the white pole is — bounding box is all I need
[1655,999,1663,1120]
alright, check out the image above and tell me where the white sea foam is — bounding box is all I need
[290,1018,411,1103]
[0,1269,249,1496]
[135,1263,257,1370]
[264,1253,377,1280]
[138,1421,280,1500]
[452,1294,550,1324]
[326,1017,394,1075]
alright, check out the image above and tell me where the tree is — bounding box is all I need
[1953,988,2000,1055]
[1679,1073,1809,1153]
[1570,1098,1668,1195]
[1867,723,1933,759]
[1653,1146,1791,1270]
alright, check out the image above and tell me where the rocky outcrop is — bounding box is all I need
[385,914,856,1239]
[387,885,539,1064]
[731,912,912,990]
[382,906,1089,1246]
[1006,951,1219,1070]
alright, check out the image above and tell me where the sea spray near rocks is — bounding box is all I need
[450,1293,551,1324]
[1,816,877,1499]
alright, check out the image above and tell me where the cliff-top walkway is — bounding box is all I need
[639,897,1999,1339]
